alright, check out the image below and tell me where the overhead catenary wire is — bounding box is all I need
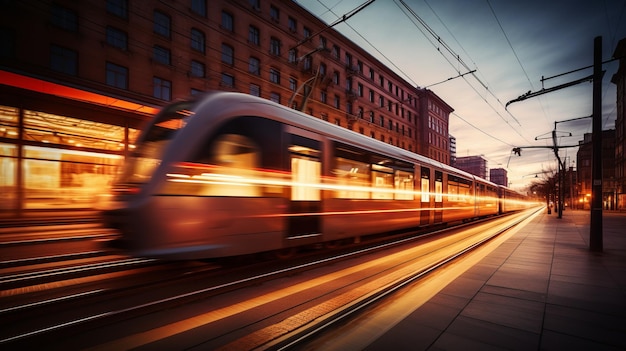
[394,0,534,146]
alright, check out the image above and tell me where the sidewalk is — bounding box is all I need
[367,209,626,350]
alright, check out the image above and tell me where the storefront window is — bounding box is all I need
[23,110,138,151]
[1,106,139,211]
[22,146,122,209]
[0,106,19,139]
[0,143,17,210]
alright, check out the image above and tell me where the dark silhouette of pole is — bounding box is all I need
[590,36,603,252]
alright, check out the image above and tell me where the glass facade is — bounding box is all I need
[0,105,138,211]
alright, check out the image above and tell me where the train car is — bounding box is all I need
[498,185,534,213]
[99,91,532,260]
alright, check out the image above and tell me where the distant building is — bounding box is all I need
[490,168,508,186]
[417,89,454,165]
[577,130,617,210]
[449,135,457,166]
[612,37,626,209]
[455,155,488,180]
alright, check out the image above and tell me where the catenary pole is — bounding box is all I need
[590,36,603,252]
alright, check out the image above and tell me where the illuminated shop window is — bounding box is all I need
[23,110,137,151]
[0,105,18,139]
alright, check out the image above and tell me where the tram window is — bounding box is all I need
[435,171,443,203]
[448,175,471,203]
[394,169,413,200]
[372,163,393,200]
[289,135,321,201]
[333,157,370,199]
[333,143,371,199]
[448,180,459,202]
[163,116,282,197]
[420,167,430,202]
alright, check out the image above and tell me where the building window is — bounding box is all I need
[369,111,374,123]
[303,56,312,71]
[357,60,363,73]
[288,49,297,64]
[153,77,171,100]
[106,26,127,50]
[191,0,206,17]
[106,0,128,19]
[250,84,260,97]
[270,5,279,22]
[304,26,311,38]
[248,25,260,45]
[334,95,340,109]
[153,45,170,65]
[270,92,280,103]
[221,43,234,65]
[249,57,260,75]
[270,37,281,56]
[319,63,326,76]
[357,83,363,97]
[289,77,297,91]
[321,91,327,104]
[379,96,384,107]
[369,89,374,102]
[332,71,339,85]
[191,28,205,53]
[191,88,203,96]
[153,11,170,38]
[221,73,234,87]
[51,5,78,32]
[269,68,280,84]
[105,62,127,89]
[288,16,297,32]
[50,45,77,75]
[379,116,384,127]
[320,36,327,48]
[332,45,340,59]
[221,11,234,31]
[345,52,352,66]
[1,28,15,58]
[190,60,205,78]
[369,68,374,80]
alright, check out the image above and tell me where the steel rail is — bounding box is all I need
[263,207,543,350]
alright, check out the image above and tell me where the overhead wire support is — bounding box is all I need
[424,70,476,88]
[505,74,596,110]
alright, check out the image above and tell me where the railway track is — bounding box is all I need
[0,207,542,350]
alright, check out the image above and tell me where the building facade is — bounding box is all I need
[489,168,508,186]
[418,89,453,164]
[455,155,488,180]
[577,130,617,210]
[0,0,454,215]
[612,38,626,209]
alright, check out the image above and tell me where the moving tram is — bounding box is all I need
[99,92,534,260]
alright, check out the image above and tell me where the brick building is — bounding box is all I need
[0,0,452,215]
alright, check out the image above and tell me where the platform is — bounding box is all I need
[356,209,626,350]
